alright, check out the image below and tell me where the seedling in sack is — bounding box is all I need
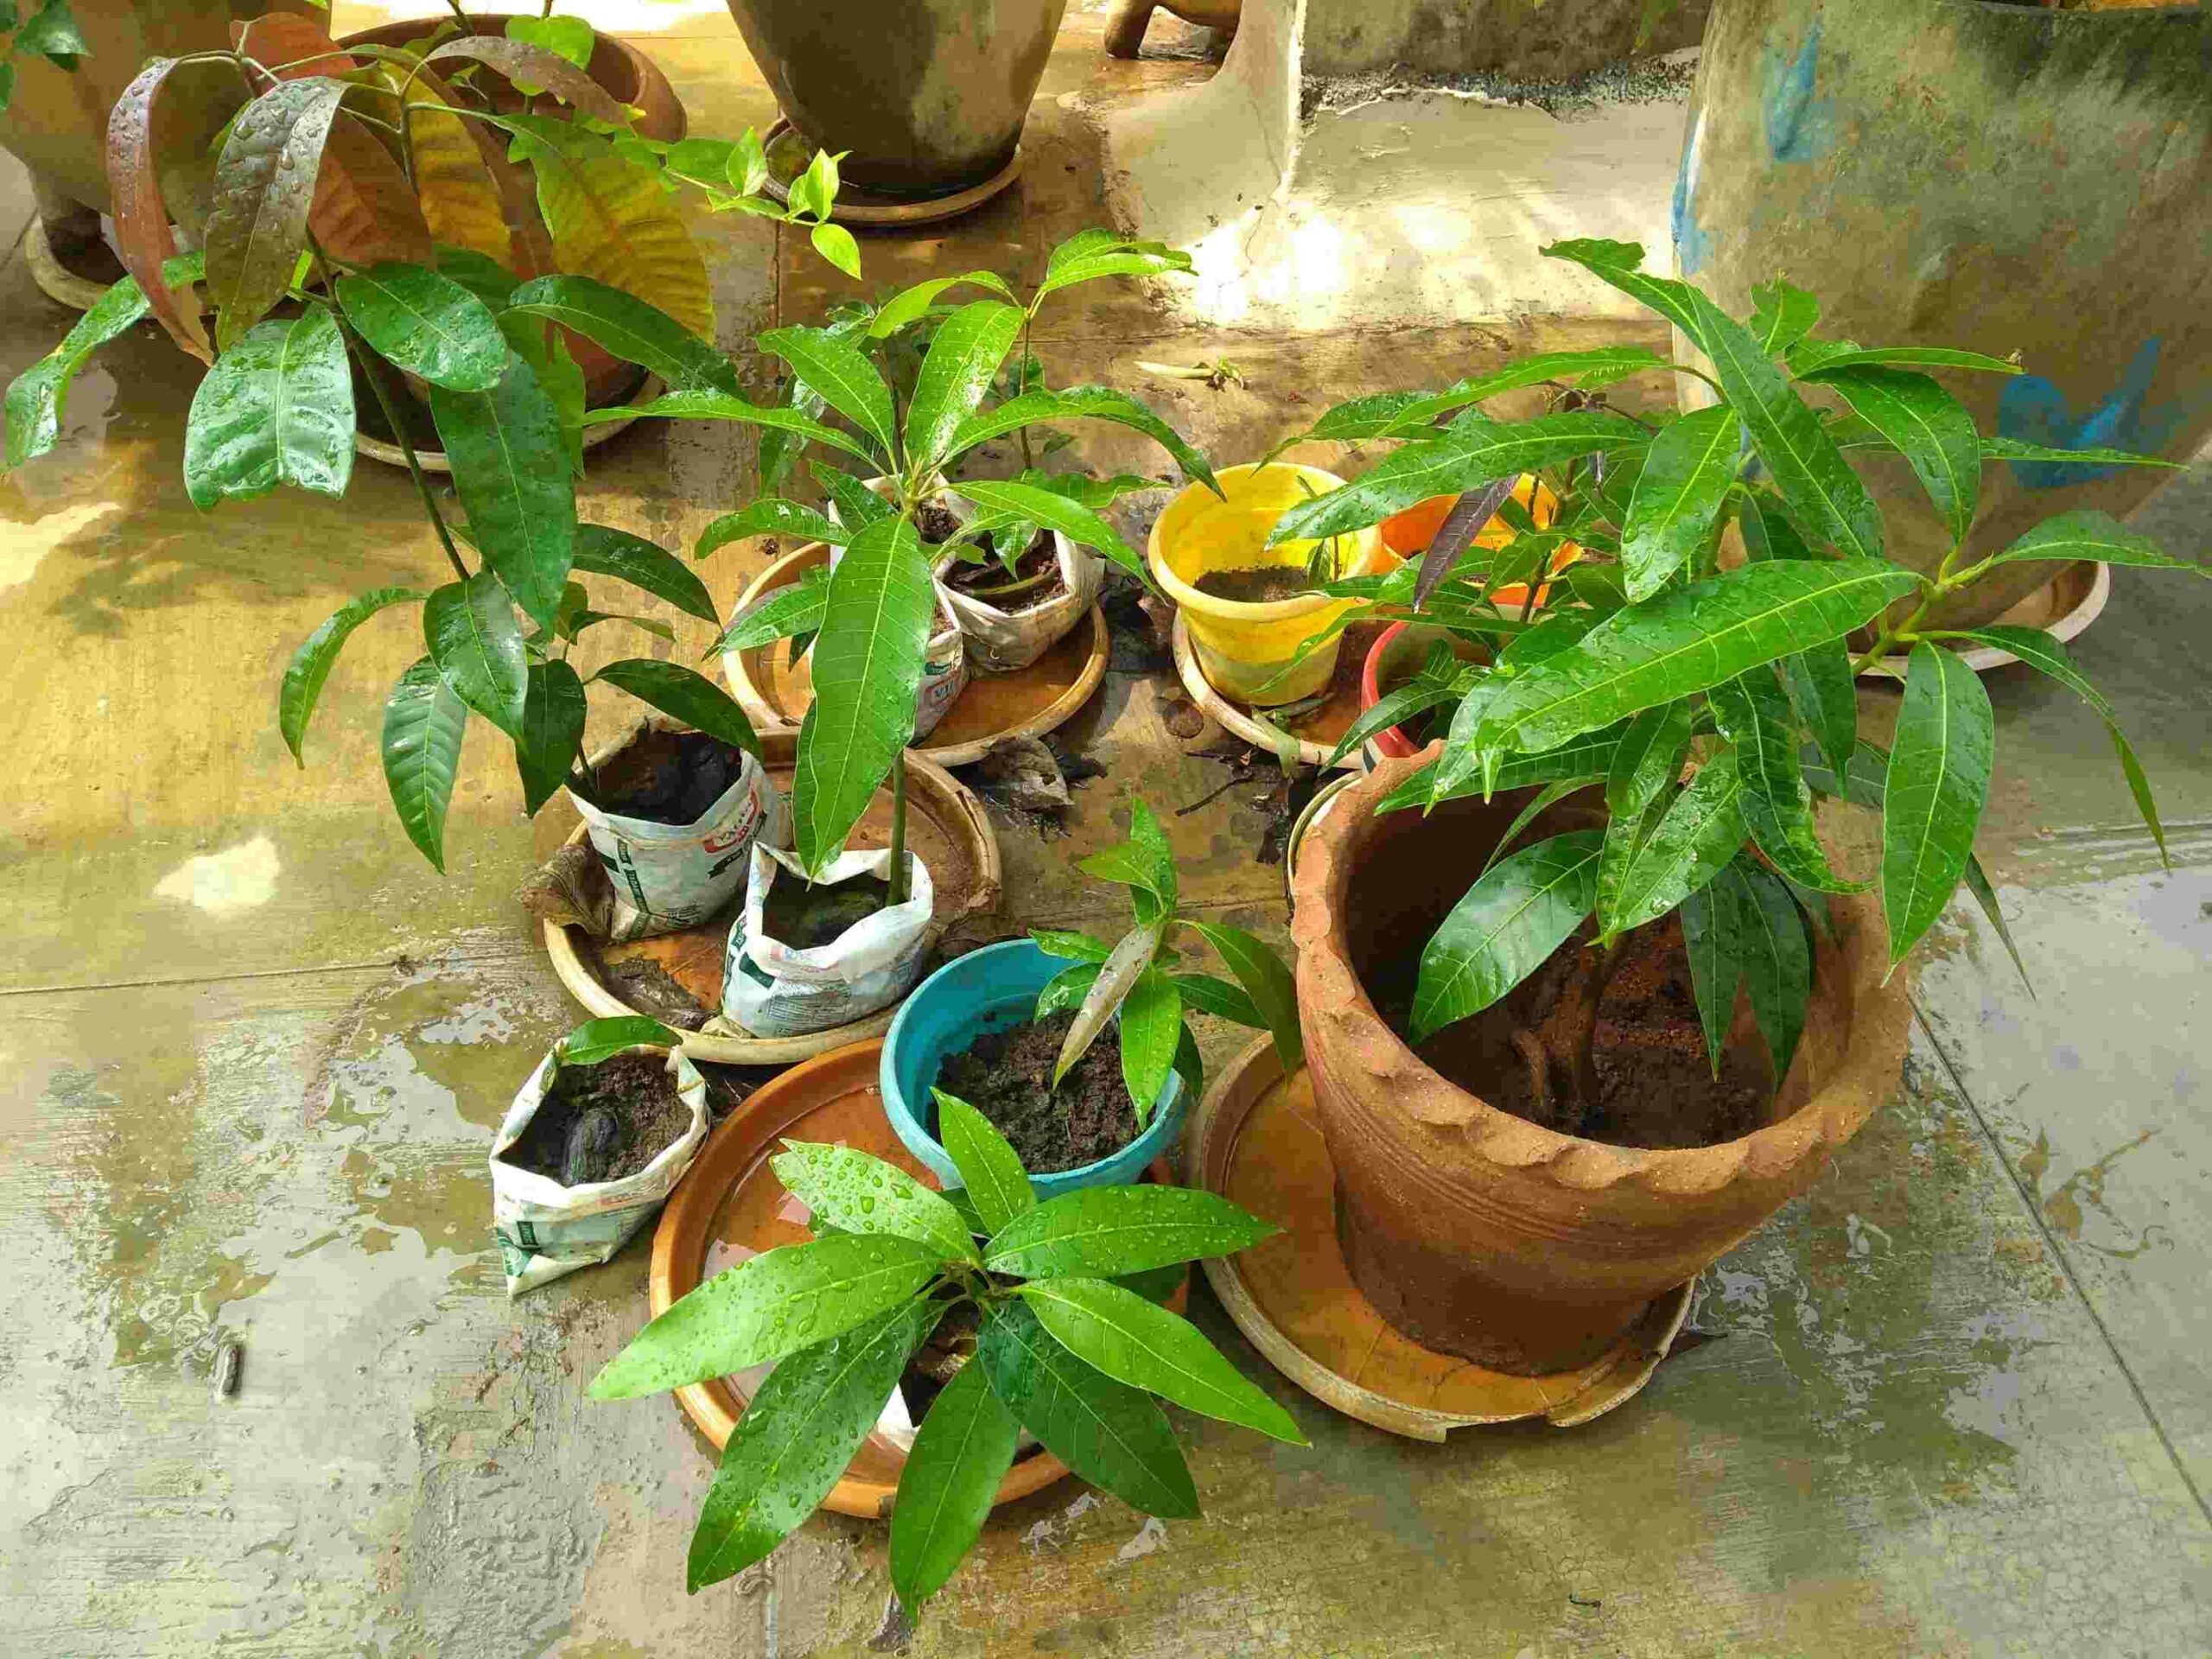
[588,1094,1305,1607]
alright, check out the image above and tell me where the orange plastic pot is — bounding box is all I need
[1377,477,1578,609]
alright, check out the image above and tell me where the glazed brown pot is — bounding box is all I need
[1289,745,1914,1376]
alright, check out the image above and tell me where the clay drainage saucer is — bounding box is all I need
[760,118,1023,227]
[650,1038,1182,1516]
[1172,613,1381,772]
[1187,1035,1694,1440]
[541,730,1000,1064]
[724,543,1109,766]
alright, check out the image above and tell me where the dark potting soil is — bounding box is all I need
[933,1009,1137,1173]
[1192,565,1316,604]
[1376,918,1770,1151]
[946,529,1063,611]
[592,730,749,826]
[503,1052,691,1185]
[761,868,890,950]
[915,502,964,545]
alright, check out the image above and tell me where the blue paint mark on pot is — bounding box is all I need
[1673,108,1714,276]
[1998,339,2183,487]
[1764,23,1837,163]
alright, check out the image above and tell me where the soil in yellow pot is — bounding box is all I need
[1147,463,1391,706]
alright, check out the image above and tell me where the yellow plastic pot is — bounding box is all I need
[1147,463,1392,706]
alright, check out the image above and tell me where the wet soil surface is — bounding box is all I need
[502,1053,691,1185]
[592,730,750,826]
[1375,919,1770,1150]
[934,1010,1136,1173]
[1192,565,1317,604]
[948,531,1065,612]
[760,868,890,950]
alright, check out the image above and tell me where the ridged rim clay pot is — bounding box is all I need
[726,0,1069,197]
[1289,744,1914,1376]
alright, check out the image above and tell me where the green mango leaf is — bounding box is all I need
[932,1090,1036,1236]
[1738,491,1817,563]
[1603,747,1746,939]
[279,586,423,763]
[1678,880,1742,1076]
[1020,1277,1306,1443]
[697,499,844,557]
[429,351,575,627]
[1785,340,2022,378]
[1470,557,1919,761]
[1802,364,1979,543]
[1961,851,2033,995]
[1620,404,1741,601]
[1411,830,1602,1041]
[687,1298,938,1592]
[1718,857,1811,1081]
[759,324,897,461]
[810,221,862,280]
[5,273,151,469]
[1035,962,1103,1019]
[1169,971,1263,1027]
[589,389,879,463]
[1595,787,1664,940]
[1053,925,1161,1087]
[904,300,1024,473]
[557,1014,680,1065]
[770,1141,978,1263]
[433,245,520,309]
[868,271,1018,339]
[1268,412,1647,546]
[571,523,717,621]
[1300,347,1670,445]
[791,514,936,873]
[1035,230,1191,301]
[589,1232,944,1399]
[1380,726,1621,816]
[1688,289,1882,561]
[1980,509,2206,577]
[1117,970,1183,1122]
[1800,736,1891,809]
[593,658,760,758]
[977,1299,1198,1518]
[1881,640,1993,969]
[1708,668,1864,893]
[948,385,1218,496]
[1978,435,2177,471]
[985,1184,1275,1280]
[203,76,350,349]
[889,1353,1022,1609]
[335,263,505,392]
[1955,626,2165,868]
[499,14,597,72]
[955,478,1149,588]
[815,461,895,530]
[498,313,586,476]
[1784,637,1856,779]
[1540,238,1710,346]
[16,0,88,67]
[726,125,769,194]
[424,571,527,736]
[1605,699,1695,823]
[1325,674,1457,769]
[183,309,354,510]
[709,568,830,656]
[786,147,840,220]
[1478,779,1594,878]
[1032,929,1113,963]
[516,658,588,814]
[506,274,741,394]
[1181,918,1301,1071]
[1749,279,1820,356]
[1076,800,1177,906]
[381,657,468,873]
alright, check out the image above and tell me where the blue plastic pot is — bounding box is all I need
[881,939,1185,1198]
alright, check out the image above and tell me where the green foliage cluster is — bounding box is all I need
[0,0,86,114]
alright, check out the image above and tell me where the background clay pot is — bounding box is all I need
[726,0,1068,197]
[1289,745,1914,1375]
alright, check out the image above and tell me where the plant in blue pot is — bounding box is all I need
[882,800,1302,1196]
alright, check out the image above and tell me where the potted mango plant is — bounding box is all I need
[1274,240,2193,1376]
[588,1090,1306,1606]
[880,799,1303,1194]
[3,22,845,884]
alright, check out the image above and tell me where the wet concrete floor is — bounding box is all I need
[1,4,2208,1655]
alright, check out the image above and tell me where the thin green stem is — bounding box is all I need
[1673,363,1726,398]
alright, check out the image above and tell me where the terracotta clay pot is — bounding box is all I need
[1289,745,1914,1376]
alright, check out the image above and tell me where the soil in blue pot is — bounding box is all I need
[933,1009,1135,1173]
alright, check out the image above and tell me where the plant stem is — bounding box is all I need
[886,751,910,906]
[1015,312,1036,473]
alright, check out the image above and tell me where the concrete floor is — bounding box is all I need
[3,5,2210,1656]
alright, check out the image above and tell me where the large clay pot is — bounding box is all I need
[1289,745,1913,1376]
[725,0,1068,197]
[1675,0,2212,629]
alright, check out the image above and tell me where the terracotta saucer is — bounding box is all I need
[722,542,1109,767]
[760,119,1023,227]
[1172,613,1381,772]
[1858,560,2107,680]
[649,1039,1182,1516]
[540,731,1001,1063]
[1185,1035,1695,1440]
